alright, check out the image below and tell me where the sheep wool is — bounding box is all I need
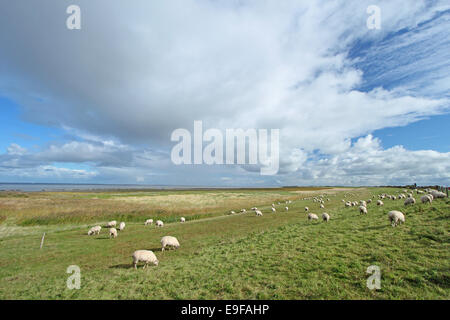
[132,250,159,269]
[161,236,180,251]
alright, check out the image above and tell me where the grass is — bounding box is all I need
[0,187,448,299]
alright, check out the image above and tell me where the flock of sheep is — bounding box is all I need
[87,216,185,269]
[86,187,447,269]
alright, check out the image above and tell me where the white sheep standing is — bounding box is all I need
[109,228,118,238]
[88,225,101,235]
[230,211,236,214]
[132,250,159,269]
[285,207,289,211]
[271,207,276,213]
[156,220,164,227]
[255,210,263,216]
[145,219,153,226]
[107,220,117,228]
[180,217,186,223]
[305,206,309,212]
[308,213,319,221]
[322,213,330,222]
[404,197,416,206]
[119,222,125,231]
[377,200,384,206]
[320,204,325,209]
[161,236,180,251]
[360,200,367,207]
[388,210,405,227]
[420,195,433,204]
[359,206,368,214]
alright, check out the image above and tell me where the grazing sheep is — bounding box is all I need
[359,206,368,214]
[345,202,351,207]
[322,213,330,222]
[251,207,258,211]
[404,197,416,206]
[88,225,101,236]
[132,250,159,269]
[107,220,117,228]
[388,210,405,227]
[230,211,236,214]
[156,220,164,227]
[271,207,276,212]
[305,206,309,212]
[180,217,186,223]
[240,209,247,213]
[360,200,367,207]
[145,219,153,226]
[161,236,180,251]
[308,213,319,221]
[430,190,447,199]
[320,204,325,209]
[119,222,125,231]
[421,195,433,204]
[285,207,289,211]
[367,199,372,204]
[109,228,118,238]
[377,200,384,206]
[255,210,263,216]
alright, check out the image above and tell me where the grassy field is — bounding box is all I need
[0,187,448,299]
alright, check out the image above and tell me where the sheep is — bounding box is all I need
[251,207,258,210]
[404,197,416,206]
[430,190,447,199]
[345,202,351,207]
[305,206,309,212]
[421,195,432,204]
[255,210,263,216]
[109,228,118,238]
[240,209,247,213]
[322,213,330,222]
[119,222,125,231]
[308,213,319,221]
[145,219,153,226]
[180,217,186,223]
[230,211,236,214]
[359,206,368,214]
[88,225,101,236]
[107,220,117,228]
[320,204,325,209]
[360,200,367,207]
[271,207,276,213]
[161,236,180,251]
[377,200,384,206]
[388,210,405,227]
[132,250,159,269]
[156,220,164,227]
[285,207,289,211]
[367,199,372,204]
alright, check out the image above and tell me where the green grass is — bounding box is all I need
[0,187,448,299]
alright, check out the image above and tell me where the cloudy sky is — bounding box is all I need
[0,0,449,187]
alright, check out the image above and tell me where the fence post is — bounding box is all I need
[40,232,46,249]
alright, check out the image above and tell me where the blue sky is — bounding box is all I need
[0,1,449,186]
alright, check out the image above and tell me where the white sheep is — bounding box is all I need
[377,200,384,206]
[230,211,236,214]
[156,220,164,227]
[421,195,433,204]
[180,217,186,223]
[119,222,125,231]
[145,219,153,225]
[305,206,309,212]
[308,213,319,221]
[132,250,159,269]
[109,228,118,238]
[367,199,372,204]
[360,200,367,207]
[388,210,405,227]
[359,206,368,214]
[107,220,117,228]
[320,204,325,209]
[161,236,180,251]
[271,207,276,213]
[240,209,247,213]
[322,213,330,222]
[255,210,263,216]
[285,207,289,211]
[430,190,447,199]
[404,197,416,206]
[345,202,351,207]
[87,225,101,236]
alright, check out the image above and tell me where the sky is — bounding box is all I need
[0,0,449,187]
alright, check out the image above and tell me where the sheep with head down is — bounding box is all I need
[322,213,330,222]
[88,225,101,236]
[161,236,180,251]
[132,250,158,269]
[156,220,164,227]
[180,217,186,223]
[119,222,125,231]
[308,213,319,221]
[255,210,263,216]
[107,220,117,228]
[145,219,153,226]
[377,200,384,206]
[388,210,405,227]
[404,197,416,206]
[421,195,433,204]
[359,206,368,214]
[109,228,118,238]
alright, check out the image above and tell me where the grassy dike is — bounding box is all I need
[0,187,448,299]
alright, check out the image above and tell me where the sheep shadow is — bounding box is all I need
[109,263,132,269]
